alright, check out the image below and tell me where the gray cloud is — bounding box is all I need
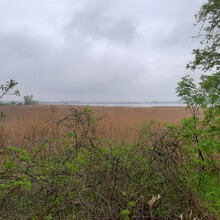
[65,1,138,45]
[0,0,206,102]
[0,27,145,101]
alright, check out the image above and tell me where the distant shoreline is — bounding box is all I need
[1,101,186,108]
[38,101,186,108]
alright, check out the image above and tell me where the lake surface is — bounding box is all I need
[68,102,186,107]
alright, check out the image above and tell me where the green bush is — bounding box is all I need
[0,107,216,219]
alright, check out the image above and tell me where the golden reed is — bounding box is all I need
[0,105,191,144]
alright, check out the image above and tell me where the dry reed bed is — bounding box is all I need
[0,105,192,144]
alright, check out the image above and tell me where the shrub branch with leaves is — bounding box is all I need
[0,79,20,117]
[176,0,220,216]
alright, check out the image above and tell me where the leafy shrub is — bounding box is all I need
[0,107,215,219]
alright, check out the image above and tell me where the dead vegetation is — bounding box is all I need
[0,105,191,145]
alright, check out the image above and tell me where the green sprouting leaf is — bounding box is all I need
[76,150,89,165]
[0,183,9,189]
[77,154,85,165]
[44,214,53,220]
[6,146,17,151]
[36,176,47,181]
[4,161,15,170]
[83,107,91,114]
[12,180,32,190]
[119,209,131,220]
[122,191,127,197]
[65,162,78,173]
[65,132,75,137]
[19,155,31,162]
[128,201,136,207]
[6,146,27,154]
[20,181,32,190]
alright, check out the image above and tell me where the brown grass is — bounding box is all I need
[0,105,192,144]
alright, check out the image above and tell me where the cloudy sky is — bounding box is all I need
[1,0,206,102]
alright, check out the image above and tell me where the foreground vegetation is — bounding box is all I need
[0,105,219,219]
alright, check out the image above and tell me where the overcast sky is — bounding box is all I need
[0,0,206,102]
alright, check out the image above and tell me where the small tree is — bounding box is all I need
[0,80,19,99]
[24,95,37,105]
[184,0,220,107]
[0,80,19,117]
[187,0,220,73]
[176,1,220,215]
[177,0,220,146]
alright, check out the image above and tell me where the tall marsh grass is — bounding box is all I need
[0,105,191,145]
